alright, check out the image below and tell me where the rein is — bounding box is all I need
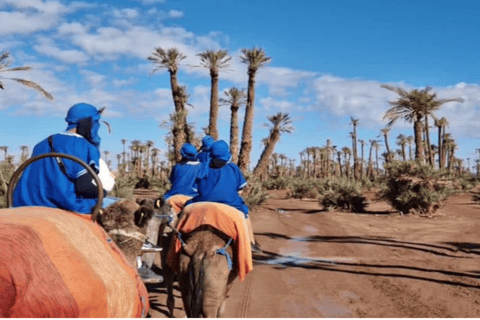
[108,229,146,243]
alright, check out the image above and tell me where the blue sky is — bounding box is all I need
[1,0,480,170]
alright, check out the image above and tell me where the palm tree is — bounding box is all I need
[382,85,463,164]
[406,136,414,161]
[20,145,29,163]
[373,141,382,175]
[197,50,231,140]
[380,127,392,163]
[342,146,351,179]
[0,51,53,100]
[435,117,449,169]
[145,140,154,175]
[253,113,294,177]
[396,134,407,161]
[148,47,187,161]
[237,47,271,172]
[121,139,127,165]
[350,117,359,179]
[104,150,109,164]
[219,87,247,163]
[358,139,366,178]
[0,146,8,162]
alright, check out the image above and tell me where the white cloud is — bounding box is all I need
[112,8,139,20]
[0,11,59,35]
[168,10,184,18]
[34,38,89,64]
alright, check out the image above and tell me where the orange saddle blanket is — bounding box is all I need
[0,207,149,318]
[167,202,253,282]
[166,194,192,214]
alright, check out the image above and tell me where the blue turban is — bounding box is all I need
[201,135,215,151]
[181,143,198,161]
[65,103,102,147]
[210,140,231,162]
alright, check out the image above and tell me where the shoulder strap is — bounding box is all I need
[48,135,74,181]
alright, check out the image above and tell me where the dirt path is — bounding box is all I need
[148,190,480,318]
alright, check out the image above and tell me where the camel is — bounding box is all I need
[164,201,254,318]
[176,226,237,317]
[0,199,157,318]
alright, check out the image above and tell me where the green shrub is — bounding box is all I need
[317,178,368,213]
[380,161,458,215]
[243,173,269,210]
[262,176,294,190]
[0,163,15,209]
[287,179,320,199]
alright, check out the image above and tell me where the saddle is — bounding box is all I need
[166,202,253,281]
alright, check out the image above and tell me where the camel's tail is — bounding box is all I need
[186,250,205,318]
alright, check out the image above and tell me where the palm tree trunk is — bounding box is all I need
[254,133,280,177]
[437,126,442,169]
[230,106,240,163]
[238,71,257,172]
[414,117,424,162]
[208,70,219,140]
[424,115,434,166]
[169,72,185,162]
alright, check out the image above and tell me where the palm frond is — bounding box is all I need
[10,78,53,100]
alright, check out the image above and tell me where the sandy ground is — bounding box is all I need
[146,190,480,318]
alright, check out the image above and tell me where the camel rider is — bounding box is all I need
[184,140,259,250]
[163,143,203,202]
[13,102,116,214]
[185,140,248,216]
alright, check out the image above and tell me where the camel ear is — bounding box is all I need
[134,206,154,228]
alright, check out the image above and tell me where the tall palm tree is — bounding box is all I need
[406,136,414,161]
[253,113,294,177]
[219,87,247,163]
[435,117,449,169]
[350,117,359,179]
[0,51,53,100]
[148,47,187,161]
[0,146,8,162]
[382,84,463,164]
[197,50,231,140]
[121,139,127,166]
[380,127,392,163]
[20,145,29,163]
[342,146,351,179]
[358,139,366,178]
[396,134,408,161]
[237,47,271,172]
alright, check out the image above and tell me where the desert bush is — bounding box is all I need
[317,178,368,213]
[243,173,269,210]
[287,179,320,199]
[380,161,458,215]
[262,176,294,190]
[112,174,170,199]
[0,163,15,208]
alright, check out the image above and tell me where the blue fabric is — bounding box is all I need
[197,150,211,179]
[216,238,233,270]
[102,196,122,208]
[163,160,203,200]
[210,140,231,162]
[180,143,197,161]
[13,132,101,214]
[65,103,101,147]
[201,135,215,151]
[186,161,249,217]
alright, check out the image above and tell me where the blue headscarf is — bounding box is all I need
[65,103,102,147]
[181,143,198,161]
[201,135,215,151]
[210,140,231,162]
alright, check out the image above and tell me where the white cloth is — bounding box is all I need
[98,158,115,192]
